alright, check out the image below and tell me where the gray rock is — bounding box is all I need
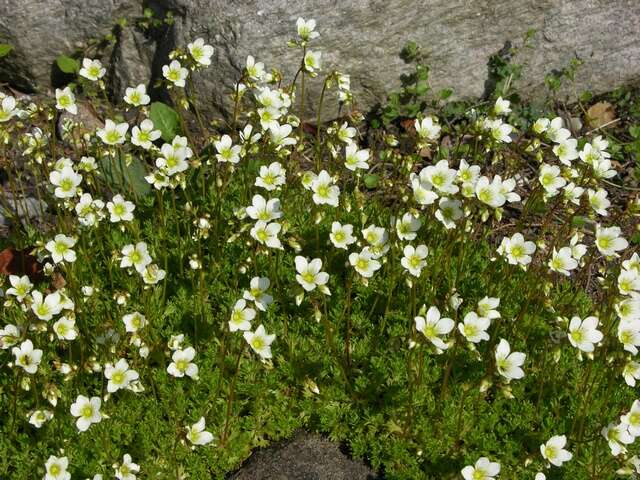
[228,432,379,480]
[0,0,639,120]
[160,0,640,120]
[0,0,141,92]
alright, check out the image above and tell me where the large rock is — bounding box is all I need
[228,431,379,480]
[0,0,639,120]
[163,0,640,119]
[0,0,141,92]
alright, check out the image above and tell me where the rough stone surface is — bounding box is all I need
[228,432,379,480]
[0,0,639,119]
[0,0,140,92]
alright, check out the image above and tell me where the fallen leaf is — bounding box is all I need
[0,247,43,280]
[586,101,615,129]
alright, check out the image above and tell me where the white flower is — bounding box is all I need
[29,409,53,428]
[296,17,319,41]
[362,225,388,247]
[303,50,322,73]
[493,96,511,116]
[623,361,640,387]
[269,122,297,148]
[31,291,63,321]
[156,143,189,175]
[295,256,329,293]
[256,162,286,191]
[495,338,525,380]
[46,234,77,264]
[121,242,153,273]
[188,38,214,66]
[415,306,454,350]
[97,119,128,145]
[395,212,421,241]
[6,274,33,301]
[588,188,610,216]
[595,225,628,257]
[131,119,160,149]
[617,298,640,325]
[311,170,340,207]
[245,55,265,81]
[229,299,256,332]
[0,95,17,122]
[107,194,135,222]
[410,173,438,205]
[401,244,428,277]
[12,340,43,374]
[168,347,199,378]
[421,160,458,195]
[215,134,241,164]
[540,435,573,467]
[568,316,603,352]
[124,83,150,106]
[349,249,382,278]
[458,312,490,343]
[621,400,640,437]
[115,454,140,480]
[475,176,505,208]
[45,455,71,480]
[484,118,513,143]
[246,194,283,222]
[461,457,500,480]
[553,138,579,166]
[619,319,640,355]
[0,324,20,350]
[329,222,356,249]
[122,312,147,333]
[619,269,640,296]
[548,247,578,276]
[539,164,566,197]
[70,395,102,431]
[53,316,77,341]
[336,122,357,145]
[162,60,188,87]
[244,324,275,359]
[243,277,273,311]
[563,182,584,205]
[186,417,215,446]
[457,159,480,185]
[344,144,370,171]
[75,193,105,227]
[546,117,571,143]
[250,221,282,249]
[435,198,463,229]
[498,233,536,266]
[50,166,82,198]
[105,358,139,393]
[79,58,106,81]
[477,297,500,320]
[141,264,166,284]
[55,87,77,114]
[602,422,634,456]
[414,116,441,141]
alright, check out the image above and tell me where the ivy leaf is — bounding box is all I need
[149,102,180,142]
[0,44,13,58]
[56,55,79,74]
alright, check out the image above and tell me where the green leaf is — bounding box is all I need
[0,43,13,58]
[364,174,380,189]
[99,155,151,199]
[56,55,79,74]
[629,125,640,139]
[149,102,180,142]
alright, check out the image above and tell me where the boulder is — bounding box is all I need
[0,0,140,92]
[228,431,379,480]
[0,0,639,120]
